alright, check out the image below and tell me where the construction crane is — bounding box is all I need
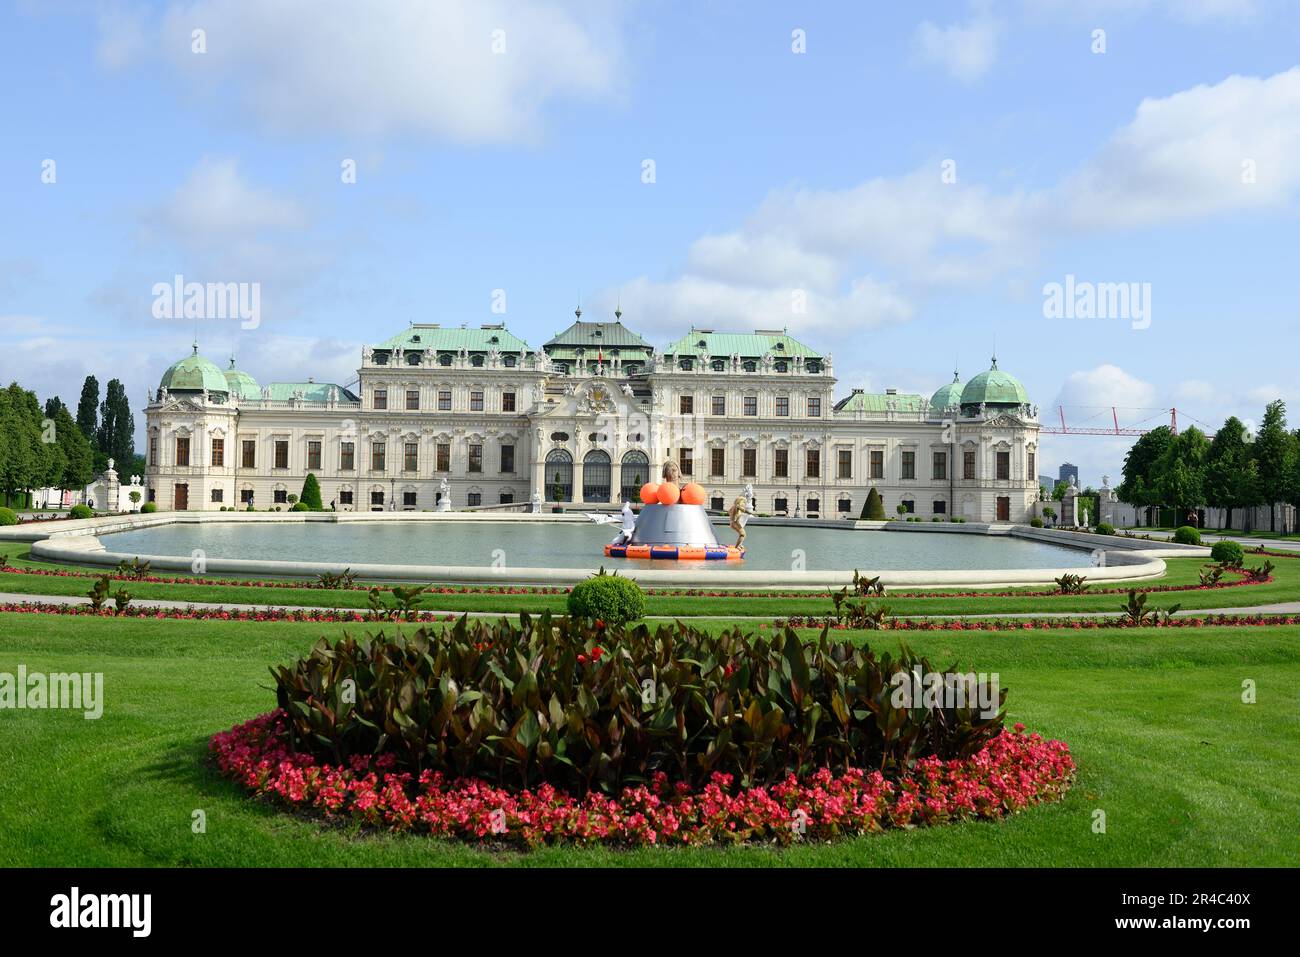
[1040,407,1203,437]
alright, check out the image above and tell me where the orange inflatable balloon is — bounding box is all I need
[657,482,681,506]
[680,482,706,505]
[640,482,660,504]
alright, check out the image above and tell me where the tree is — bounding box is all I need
[299,473,323,510]
[1205,416,1251,530]
[1154,427,1209,526]
[1253,400,1294,531]
[860,486,885,520]
[0,382,52,508]
[1052,479,1069,501]
[96,378,135,471]
[52,403,94,499]
[75,376,99,443]
[1118,426,1174,517]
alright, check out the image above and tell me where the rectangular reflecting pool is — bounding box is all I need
[98,521,1093,573]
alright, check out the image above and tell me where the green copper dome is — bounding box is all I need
[223,357,261,400]
[959,357,1028,409]
[159,344,229,394]
[929,370,964,415]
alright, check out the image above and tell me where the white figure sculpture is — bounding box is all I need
[437,477,452,511]
[530,489,542,513]
[612,501,637,545]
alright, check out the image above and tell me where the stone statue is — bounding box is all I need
[437,476,452,512]
[530,489,542,513]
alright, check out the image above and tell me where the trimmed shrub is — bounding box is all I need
[0,507,16,526]
[290,501,310,511]
[1173,525,1202,545]
[299,473,323,510]
[1210,540,1244,567]
[860,487,886,520]
[140,502,157,513]
[270,615,1006,795]
[1095,522,1115,536]
[1029,517,1044,528]
[567,571,645,625]
[69,504,94,520]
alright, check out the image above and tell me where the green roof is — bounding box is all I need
[259,382,359,402]
[160,345,229,394]
[544,319,653,359]
[959,358,1029,408]
[664,328,820,359]
[374,324,531,353]
[833,390,926,414]
[929,372,964,415]
[223,358,261,401]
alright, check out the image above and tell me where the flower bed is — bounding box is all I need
[211,711,1074,847]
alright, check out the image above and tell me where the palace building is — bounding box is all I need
[144,312,1041,521]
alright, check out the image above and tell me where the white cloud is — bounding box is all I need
[1060,68,1300,228]
[1054,364,1158,411]
[95,4,149,69]
[98,0,625,144]
[913,17,1000,83]
[158,157,306,240]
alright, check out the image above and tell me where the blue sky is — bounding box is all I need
[3,0,1299,485]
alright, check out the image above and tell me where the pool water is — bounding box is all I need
[99,521,1091,572]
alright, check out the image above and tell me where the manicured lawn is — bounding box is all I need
[1,612,1296,866]
[0,552,1294,617]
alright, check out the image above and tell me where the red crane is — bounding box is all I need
[1040,407,1196,437]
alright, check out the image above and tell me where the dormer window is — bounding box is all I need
[775,360,788,373]
[697,339,707,348]
[406,351,421,365]
[679,358,693,371]
[743,360,757,372]
[410,335,421,343]
[807,360,821,373]
[711,359,725,372]
[471,354,485,367]
[439,353,452,366]
[775,342,785,351]
[489,336,499,344]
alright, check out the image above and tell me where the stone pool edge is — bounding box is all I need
[5,511,1199,590]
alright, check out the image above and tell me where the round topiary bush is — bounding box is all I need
[1029,517,1044,528]
[1211,540,1244,567]
[1173,525,1202,545]
[69,504,94,520]
[1095,522,1115,536]
[140,502,157,513]
[0,507,16,526]
[567,572,645,625]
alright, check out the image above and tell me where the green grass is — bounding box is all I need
[1,612,1297,866]
[0,552,1295,618]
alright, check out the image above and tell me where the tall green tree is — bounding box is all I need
[0,382,52,508]
[1204,416,1253,530]
[1154,427,1209,525]
[1253,400,1294,531]
[75,375,99,442]
[97,378,135,470]
[52,403,95,498]
[1118,426,1173,515]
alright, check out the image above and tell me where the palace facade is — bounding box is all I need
[144,314,1041,521]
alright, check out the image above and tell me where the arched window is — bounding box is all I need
[743,360,757,372]
[711,359,725,372]
[545,449,573,502]
[620,450,649,502]
[406,351,421,366]
[471,354,485,367]
[438,353,453,367]
[582,450,611,503]
[503,355,517,368]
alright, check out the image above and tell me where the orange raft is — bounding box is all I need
[604,543,745,561]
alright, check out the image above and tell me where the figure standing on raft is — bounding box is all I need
[728,483,756,547]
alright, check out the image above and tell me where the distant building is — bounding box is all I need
[1038,474,1055,492]
[144,318,1043,521]
[1058,462,1079,487]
